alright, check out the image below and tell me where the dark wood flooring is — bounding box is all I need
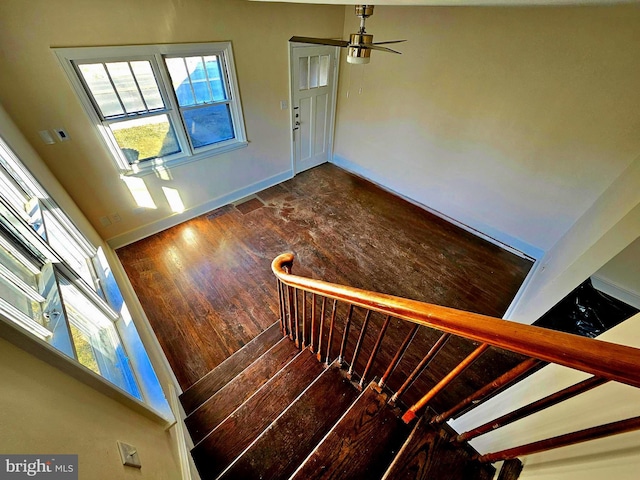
[117,164,532,392]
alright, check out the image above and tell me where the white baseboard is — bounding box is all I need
[167,383,201,480]
[107,169,293,249]
[331,156,542,262]
[591,276,640,310]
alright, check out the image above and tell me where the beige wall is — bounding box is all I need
[510,155,640,323]
[593,237,640,307]
[0,0,344,243]
[332,4,640,257]
[0,336,181,479]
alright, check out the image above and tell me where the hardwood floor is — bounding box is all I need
[117,164,532,392]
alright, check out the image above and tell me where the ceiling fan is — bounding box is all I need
[290,5,406,65]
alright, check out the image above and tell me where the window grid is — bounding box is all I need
[57,43,247,173]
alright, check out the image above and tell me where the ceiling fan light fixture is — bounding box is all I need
[347,32,372,64]
[347,47,371,64]
[291,4,405,66]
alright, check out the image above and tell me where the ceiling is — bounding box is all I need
[251,0,634,6]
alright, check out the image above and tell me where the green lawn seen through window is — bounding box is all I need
[111,115,180,163]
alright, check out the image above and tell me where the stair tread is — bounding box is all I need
[191,348,325,479]
[382,417,495,480]
[497,459,523,480]
[289,383,410,480]
[180,321,283,415]
[216,363,359,480]
[186,336,298,444]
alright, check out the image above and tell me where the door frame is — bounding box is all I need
[288,42,340,175]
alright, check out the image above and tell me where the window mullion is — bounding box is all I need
[182,58,199,106]
[127,62,149,112]
[102,63,128,117]
[201,56,216,102]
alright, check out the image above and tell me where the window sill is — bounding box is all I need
[122,140,249,177]
[0,313,175,427]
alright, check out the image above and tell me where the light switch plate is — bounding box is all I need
[117,441,141,469]
[38,130,56,145]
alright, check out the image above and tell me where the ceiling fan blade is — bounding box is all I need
[290,36,349,48]
[364,45,402,54]
[372,40,406,45]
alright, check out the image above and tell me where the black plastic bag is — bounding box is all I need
[534,278,638,338]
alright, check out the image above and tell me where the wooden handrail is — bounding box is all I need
[272,253,640,389]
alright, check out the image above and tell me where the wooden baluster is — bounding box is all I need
[285,285,294,339]
[338,304,354,365]
[390,332,450,404]
[325,299,338,365]
[302,290,307,348]
[432,357,541,425]
[402,343,490,423]
[310,293,317,353]
[378,324,419,389]
[316,297,327,362]
[277,280,286,335]
[477,415,640,463]
[293,288,300,348]
[457,376,609,443]
[360,315,392,389]
[348,310,372,378]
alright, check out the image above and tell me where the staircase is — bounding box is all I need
[180,322,495,480]
[178,253,640,480]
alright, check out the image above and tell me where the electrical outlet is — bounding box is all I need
[110,213,122,223]
[280,100,288,110]
[117,441,141,469]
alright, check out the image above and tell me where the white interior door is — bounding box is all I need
[291,45,338,174]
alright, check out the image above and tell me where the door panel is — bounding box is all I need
[291,46,337,174]
[314,92,328,155]
[299,96,312,165]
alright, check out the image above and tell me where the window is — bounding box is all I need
[55,43,247,174]
[0,135,142,398]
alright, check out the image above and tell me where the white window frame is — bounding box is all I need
[0,135,142,394]
[54,42,248,175]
